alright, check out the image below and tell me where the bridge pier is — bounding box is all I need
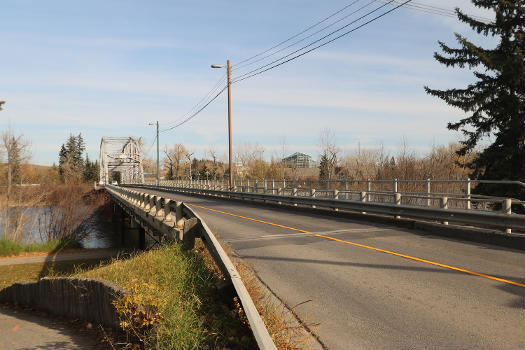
[139,226,146,250]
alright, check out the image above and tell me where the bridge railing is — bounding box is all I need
[124,182,525,234]
[105,185,277,350]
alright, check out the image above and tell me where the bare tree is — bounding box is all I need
[1,128,31,239]
[163,144,188,179]
[319,128,340,180]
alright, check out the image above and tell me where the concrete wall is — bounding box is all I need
[0,278,128,329]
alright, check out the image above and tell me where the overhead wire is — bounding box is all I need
[160,72,227,132]
[231,0,381,74]
[388,0,492,23]
[161,85,228,132]
[161,0,411,133]
[232,0,365,70]
[232,0,401,83]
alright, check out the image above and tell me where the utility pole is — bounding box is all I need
[148,121,160,186]
[156,121,159,186]
[211,60,233,191]
[227,59,233,191]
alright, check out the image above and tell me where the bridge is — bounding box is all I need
[99,137,144,185]
[104,172,525,349]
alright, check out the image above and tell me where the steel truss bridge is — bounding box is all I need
[99,137,144,185]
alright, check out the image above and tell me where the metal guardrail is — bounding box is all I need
[105,185,277,350]
[136,179,525,212]
[125,184,525,233]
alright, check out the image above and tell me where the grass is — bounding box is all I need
[0,258,113,290]
[0,238,83,257]
[76,243,258,350]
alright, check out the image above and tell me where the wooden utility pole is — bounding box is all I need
[227,60,233,191]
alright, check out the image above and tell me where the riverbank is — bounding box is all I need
[0,238,83,257]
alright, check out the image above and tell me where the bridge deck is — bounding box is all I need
[128,187,524,349]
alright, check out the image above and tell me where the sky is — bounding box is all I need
[0,0,495,165]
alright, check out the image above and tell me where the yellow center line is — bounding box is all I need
[189,203,525,289]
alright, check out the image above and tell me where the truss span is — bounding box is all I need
[99,137,144,184]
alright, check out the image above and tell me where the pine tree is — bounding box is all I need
[425,0,524,198]
[319,154,330,181]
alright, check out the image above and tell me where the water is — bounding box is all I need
[0,205,131,249]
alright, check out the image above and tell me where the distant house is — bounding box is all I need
[282,152,316,168]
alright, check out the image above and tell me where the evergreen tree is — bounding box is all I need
[319,154,330,181]
[425,0,524,198]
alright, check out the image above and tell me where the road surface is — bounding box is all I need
[131,187,525,349]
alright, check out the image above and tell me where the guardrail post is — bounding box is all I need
[264,180,267,194]
[292,187,298,206]
[344,180,348,200]
[466,178,471,210]
[394,192,401,219]
[360,191,367,214]
[440,196,448,225]
[272,180,275,194]
[502,198,512,234]
[283,179,286,190]
[366,179,371,202]
[310,188,316,197]
[326,179,329,190]
[426,178,431,207]
[333,189,339,200]
[393,178,398,193]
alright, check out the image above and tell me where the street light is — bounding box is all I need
[211,60,233,190]
[148,121,159,185]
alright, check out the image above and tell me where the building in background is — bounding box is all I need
[282,152,316,168]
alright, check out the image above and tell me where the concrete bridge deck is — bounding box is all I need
[128,186,525,350]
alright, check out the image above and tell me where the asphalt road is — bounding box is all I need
[131,188,525,350]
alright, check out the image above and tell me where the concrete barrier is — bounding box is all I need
[0,278,128,329]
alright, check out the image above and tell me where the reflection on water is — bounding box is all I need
[0,205,139,249]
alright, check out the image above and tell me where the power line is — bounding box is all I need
[233,0,412,84]
[382,0,492,23]
[160,0,410,133]
[232,0,401,83]
[161,85,228,132]
[232,0,380,74]
[232,0,364,70]
[160,73,227,132]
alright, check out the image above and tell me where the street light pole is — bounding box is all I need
[149,121,160,186]
[211,60,233,191]
[227,60,233,191]
[156,121,159,186]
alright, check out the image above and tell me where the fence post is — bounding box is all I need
[366,179,371,202]
[502,198,512,234]
[344,180,348,200]
[311,188,316,197]
[466,178,471,210]
[440,196,448,225]
[264,180,267,194]
[272,179,275,194]
[394,192,401,219]
[326,179,329,190]
[333,189,339,200]
[426,178,431,207]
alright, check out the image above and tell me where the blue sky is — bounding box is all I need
[0,0,494,165]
